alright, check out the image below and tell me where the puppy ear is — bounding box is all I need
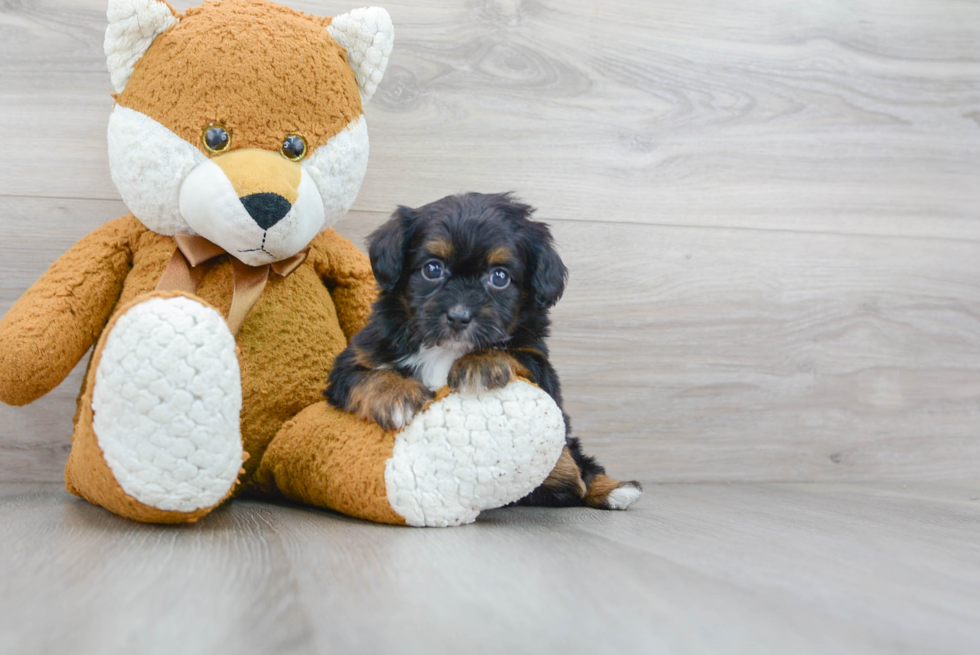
[368,206,414,292]
[497,194,568,309]
[529,224,568,309]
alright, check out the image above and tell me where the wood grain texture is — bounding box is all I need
[1,480,979,654]
[1,0,979,485]
[2,201,979,483]
[2,2,978,652]
[325,210,980,483]
[0,0,977,238]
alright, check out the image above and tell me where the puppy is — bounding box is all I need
[326,192,642,510]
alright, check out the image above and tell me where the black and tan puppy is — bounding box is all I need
[326,192,642,510]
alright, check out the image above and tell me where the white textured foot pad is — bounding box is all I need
[385,381,566,527]
[92,296,244,512]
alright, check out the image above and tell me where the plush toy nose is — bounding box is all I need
[240,193,292,230]
[211,149,301,229]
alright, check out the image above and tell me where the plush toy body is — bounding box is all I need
[0,0,565,526]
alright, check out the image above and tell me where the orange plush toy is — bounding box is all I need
[0,0,565,526]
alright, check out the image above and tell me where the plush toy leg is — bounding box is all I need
[256,401,407,525]
[258,380,567,527]
[64,292,244,523]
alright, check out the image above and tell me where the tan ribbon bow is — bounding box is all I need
[156,235,309,335]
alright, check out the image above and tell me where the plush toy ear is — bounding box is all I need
[327,7,395,103]
[368,206,415,292]
[105,0,179,93]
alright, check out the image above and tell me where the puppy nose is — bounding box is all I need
[446,305,473,330]
[240,193,292,230]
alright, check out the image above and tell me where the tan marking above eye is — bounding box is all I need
[425,238,454,259]
[487,247,513,266]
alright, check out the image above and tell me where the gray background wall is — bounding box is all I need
[1,0,978,484]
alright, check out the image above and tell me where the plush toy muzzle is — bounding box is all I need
[104,0,385,267]
[178,148,325,265]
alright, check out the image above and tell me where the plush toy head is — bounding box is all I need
[105,0,393,265]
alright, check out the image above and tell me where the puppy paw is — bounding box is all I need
[350,371,434,431]
[372,386,433,431]
[448,351,528,395]
[585,476,643,510]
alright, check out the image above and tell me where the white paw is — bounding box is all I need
[384,381,566,527]
[92,296,243,512]
[453,374,506,398]
[603,482,643,510]
[387,404,411,431]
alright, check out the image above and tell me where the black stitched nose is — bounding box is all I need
[446,306,473,331]
[240,193,291,230]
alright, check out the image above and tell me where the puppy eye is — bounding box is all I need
[488,268,511,289]
[421,260,446,281]
[281,135,307,161]
[202,125,231,154]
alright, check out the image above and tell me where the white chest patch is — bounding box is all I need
[399,345,472,391]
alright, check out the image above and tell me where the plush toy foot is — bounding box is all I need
[386,381,566,526]
[260,380,566,527]
[64,292,244,523]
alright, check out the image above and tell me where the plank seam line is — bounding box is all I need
[3,195,978,245]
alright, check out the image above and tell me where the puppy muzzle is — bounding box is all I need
[445,304,473,332]
[426,292,508,350]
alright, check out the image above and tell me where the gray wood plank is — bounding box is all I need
[0,197,128,483]
[1,0,977,238]
[1,481,978,655]
[2,199,978,484]
[343,210,980,483]
[2,2,977,652]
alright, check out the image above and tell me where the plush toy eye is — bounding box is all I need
[202,125,230,154]
[488,268,511,289]
[421,260,445,281]
[281,135,307,161]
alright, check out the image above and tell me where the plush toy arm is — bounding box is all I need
[309,228,377,340]
[0,216,136,406]
[259,380,567,527]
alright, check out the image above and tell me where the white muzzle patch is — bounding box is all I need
[178,161,324,266]
[107,106,371,264]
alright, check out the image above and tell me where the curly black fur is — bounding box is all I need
[326,192,639,508]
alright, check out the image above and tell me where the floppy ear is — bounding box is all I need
[327,7,395,103]
[495,193,568,309]
[529,223,568,309]
[105,0,179,93]
[368,206,415,292]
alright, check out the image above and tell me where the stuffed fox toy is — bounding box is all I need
[0,0,566,526]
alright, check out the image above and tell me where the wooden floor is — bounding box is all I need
[1,480,979,655]
[2,0,978,484]
[1,0,978,652]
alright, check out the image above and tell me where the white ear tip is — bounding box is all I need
[105,0,178,93]
[328,6,395,103]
